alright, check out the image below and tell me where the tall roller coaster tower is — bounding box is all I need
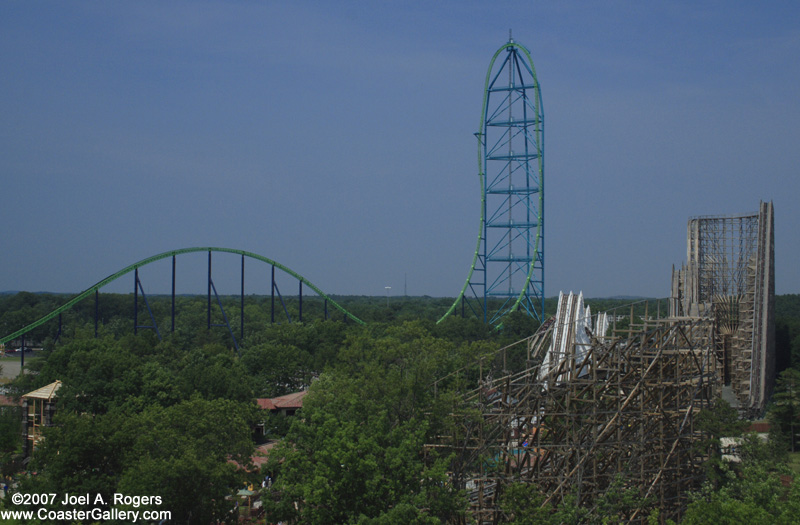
[442,38,545,326]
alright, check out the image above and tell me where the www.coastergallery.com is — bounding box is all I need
[4,492,170,522]
[1,507,171,522]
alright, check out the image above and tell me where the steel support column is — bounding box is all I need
[441,38,545,327]
[241,254,245,340]
[171,255,176,333]
[94,289,99,338]
[134,268,139,335]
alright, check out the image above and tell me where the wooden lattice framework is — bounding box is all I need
[429,306,717,523]
[671,201,775,415]
[21,380,61,458]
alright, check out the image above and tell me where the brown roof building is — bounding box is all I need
[256,390,307,417]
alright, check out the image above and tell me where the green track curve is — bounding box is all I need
[5,44,542,337]
[438,41,543,324]
[0,247,364,345]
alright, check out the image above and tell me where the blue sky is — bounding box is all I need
[2,1,798,299]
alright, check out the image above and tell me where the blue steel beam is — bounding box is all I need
[440,38,544,326]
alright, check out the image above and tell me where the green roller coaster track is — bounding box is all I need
[438,41,544,325]
[0,247,364,345]
[3,41,543,341]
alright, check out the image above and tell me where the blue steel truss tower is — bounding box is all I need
[441,38,545,326]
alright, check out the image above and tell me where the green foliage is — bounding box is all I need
[682,460,798,524]
[241,342,313,398]
[695,399,749,439]
[266,398,446,523]
[499,483,552,524]
[498,484,593,525]
[594,475,649,524]
[174,344,253,403]
[19,397,255,523]
[682,429,799,524]
[263,323,468,524]
[776,294,800,320]
[116,398,255,523]
[258,411,293,440]
[0,292,66,343]
[431,315,492,344]
[495,311,541,346]
[13,335,254,415]
[0,291,568,349]
[694,399,749,487]
[788,451,800,475]
[21,410,128,501]
[775,294,800,369]
[2,302,500,523]
[243,320,349,372]
[0,407,22,476]
[769,368,800,452]
[4,291,798,523]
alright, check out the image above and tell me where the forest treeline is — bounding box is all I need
[0,292,798,523]
[0,291,676,346]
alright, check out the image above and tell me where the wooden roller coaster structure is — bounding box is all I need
[428,302,718,523]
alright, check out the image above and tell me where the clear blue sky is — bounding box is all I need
[2,1,798,299]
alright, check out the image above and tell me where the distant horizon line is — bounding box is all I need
[0,290,666,301]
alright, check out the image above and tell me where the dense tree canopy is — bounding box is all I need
[0,294,507,523]
[262,322,490,523]
[681,439,800,524]
[769,368,800,452]
[19,397,256,523]
[0,292,799,523]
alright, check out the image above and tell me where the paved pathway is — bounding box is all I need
[0,359,22,380]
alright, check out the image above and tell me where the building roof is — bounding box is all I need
[23,381,61,401]
[271,390,307,409]
[255,390,308,411]
[256,398,277,410]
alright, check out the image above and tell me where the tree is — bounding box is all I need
[241,342,313,398]
[19,411,129,503]
[263,322,467,524]
[11,336,146,415]
[0,406,22,477]
[694,399,748,487]
[264,373,461,524]
[498,483,599,525]
[499,483,553,524]
[594,474,650,524]
[117,398,256,524]
[682,429,800,524]
[19,398,255,524]
[770,368,800,452]
[174,344,253,403]
[682,460,798,524]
